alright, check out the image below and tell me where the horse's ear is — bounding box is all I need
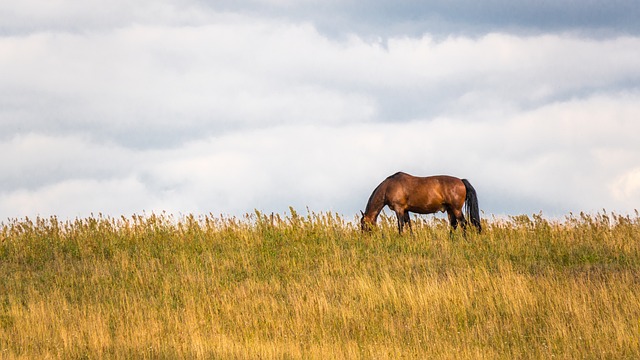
[360,210,364,217]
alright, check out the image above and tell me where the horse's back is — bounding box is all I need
[383,173,466,213]
[387,173,462,189]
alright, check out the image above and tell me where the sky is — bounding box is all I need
[1,0,640,221]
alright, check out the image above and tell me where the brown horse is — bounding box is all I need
[360,172,481,234]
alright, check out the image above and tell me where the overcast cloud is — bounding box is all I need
[1,1,639,220]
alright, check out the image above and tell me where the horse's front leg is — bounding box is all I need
[404,212,413,235]
[395,211,405,234]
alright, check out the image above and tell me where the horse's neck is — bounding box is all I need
[364,182,386,220]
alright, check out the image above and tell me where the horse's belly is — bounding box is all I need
[408,203,446,214]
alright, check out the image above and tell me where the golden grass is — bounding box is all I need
[1,210,639,359]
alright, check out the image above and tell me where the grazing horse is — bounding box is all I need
[360,172,482,234]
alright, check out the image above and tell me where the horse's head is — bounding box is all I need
[360,211,376,232]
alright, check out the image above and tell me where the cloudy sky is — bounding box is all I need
[1,1,640,221]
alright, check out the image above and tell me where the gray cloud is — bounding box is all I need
[203,0,640,37]
[3,1,639,37]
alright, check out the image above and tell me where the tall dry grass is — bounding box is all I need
[1,210,639,359]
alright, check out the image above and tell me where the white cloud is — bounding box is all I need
[611,168,640,206]
[0,0,216,33]
[0,133,137,190]
[2,6,640,220]
[0,177,153,219]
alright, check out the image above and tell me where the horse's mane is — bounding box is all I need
[365,172,407,214]
[364,178,388,215]
[388,171,407,179]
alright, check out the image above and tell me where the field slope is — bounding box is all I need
[1,210,639,359]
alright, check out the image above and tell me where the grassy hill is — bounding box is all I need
[1,210,639,358]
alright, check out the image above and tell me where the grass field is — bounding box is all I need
[1,209,639,359]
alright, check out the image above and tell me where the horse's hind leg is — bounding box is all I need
[448,207,468,238]
[447,209,458,229]
[446,209,457,238]
[453,208,468,237]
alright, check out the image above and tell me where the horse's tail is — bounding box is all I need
[462,179,482,233]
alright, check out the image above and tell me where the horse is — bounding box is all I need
[360,172,482,235]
